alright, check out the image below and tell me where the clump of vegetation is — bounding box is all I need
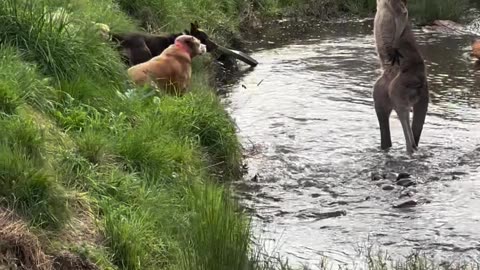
[114,0,240,38]
[0,47,69,229]
[408,0,470,24]
[259,0,470,23]
[341,0,376,15]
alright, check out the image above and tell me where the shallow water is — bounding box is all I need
[223,19,480,268]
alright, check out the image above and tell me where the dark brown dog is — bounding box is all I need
[127,35,207,95]
[110,22,216,66]
[183,21,218,52]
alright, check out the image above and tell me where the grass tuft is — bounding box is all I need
[408,0,470,25]
[114,0,240,34]
[0,0,126,84]
[0,46,54,114]
[176,183,251,270]
[103,204,163,270]
[263,0,470,23]
[76,129,109,165]
[0,141,69,228]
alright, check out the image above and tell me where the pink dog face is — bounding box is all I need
[175,35,207,58]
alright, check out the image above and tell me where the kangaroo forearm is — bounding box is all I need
[390,0,408,48]
[393,15,407,48]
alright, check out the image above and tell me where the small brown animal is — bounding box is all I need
[127,35,206,95]
[373,0,429,154]
[471,39,480,60]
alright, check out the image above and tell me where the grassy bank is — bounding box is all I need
[0,0,255,269]
[260,0,472,24]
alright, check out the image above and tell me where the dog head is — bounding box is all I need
[175,35,207,58]
[184,21,218,52]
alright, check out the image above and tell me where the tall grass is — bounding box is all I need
[0,0,125,84]
[260,0,470,22]
[175,183,251,270]
[0,116,69,228]
[342,0,376,15]
[0,46,54,114]
[114,0,240,33]
[0,1,248,270]
[103,203,167,270]
[0,45,69,229]
[408,0,470,24]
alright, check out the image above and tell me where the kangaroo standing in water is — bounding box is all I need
[373,0,429,154]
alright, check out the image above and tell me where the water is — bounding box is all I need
[223,19,480,268]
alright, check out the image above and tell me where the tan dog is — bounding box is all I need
[127,35,207,95]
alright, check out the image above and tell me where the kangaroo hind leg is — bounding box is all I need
[412,89,429,147]
[373,76,393,150]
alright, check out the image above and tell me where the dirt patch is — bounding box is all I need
[52,252,98,270]
[54,200,102,248]
[0,208,52,270]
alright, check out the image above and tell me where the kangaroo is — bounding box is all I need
[373,0,429,154]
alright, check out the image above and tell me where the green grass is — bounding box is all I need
[408,0,470,24]
[0,46,54,114]
[103,203,166,270]
[263,0,470,22]
[0,115,70,229]
[0,0,249,269]
[0,0,126,84]
[175,184,251,270]
[342,0,376,15]
[114,0,240,34]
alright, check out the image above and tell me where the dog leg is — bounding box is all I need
[412,92,429,147]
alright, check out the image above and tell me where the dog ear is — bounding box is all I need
[190,22,198,32]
